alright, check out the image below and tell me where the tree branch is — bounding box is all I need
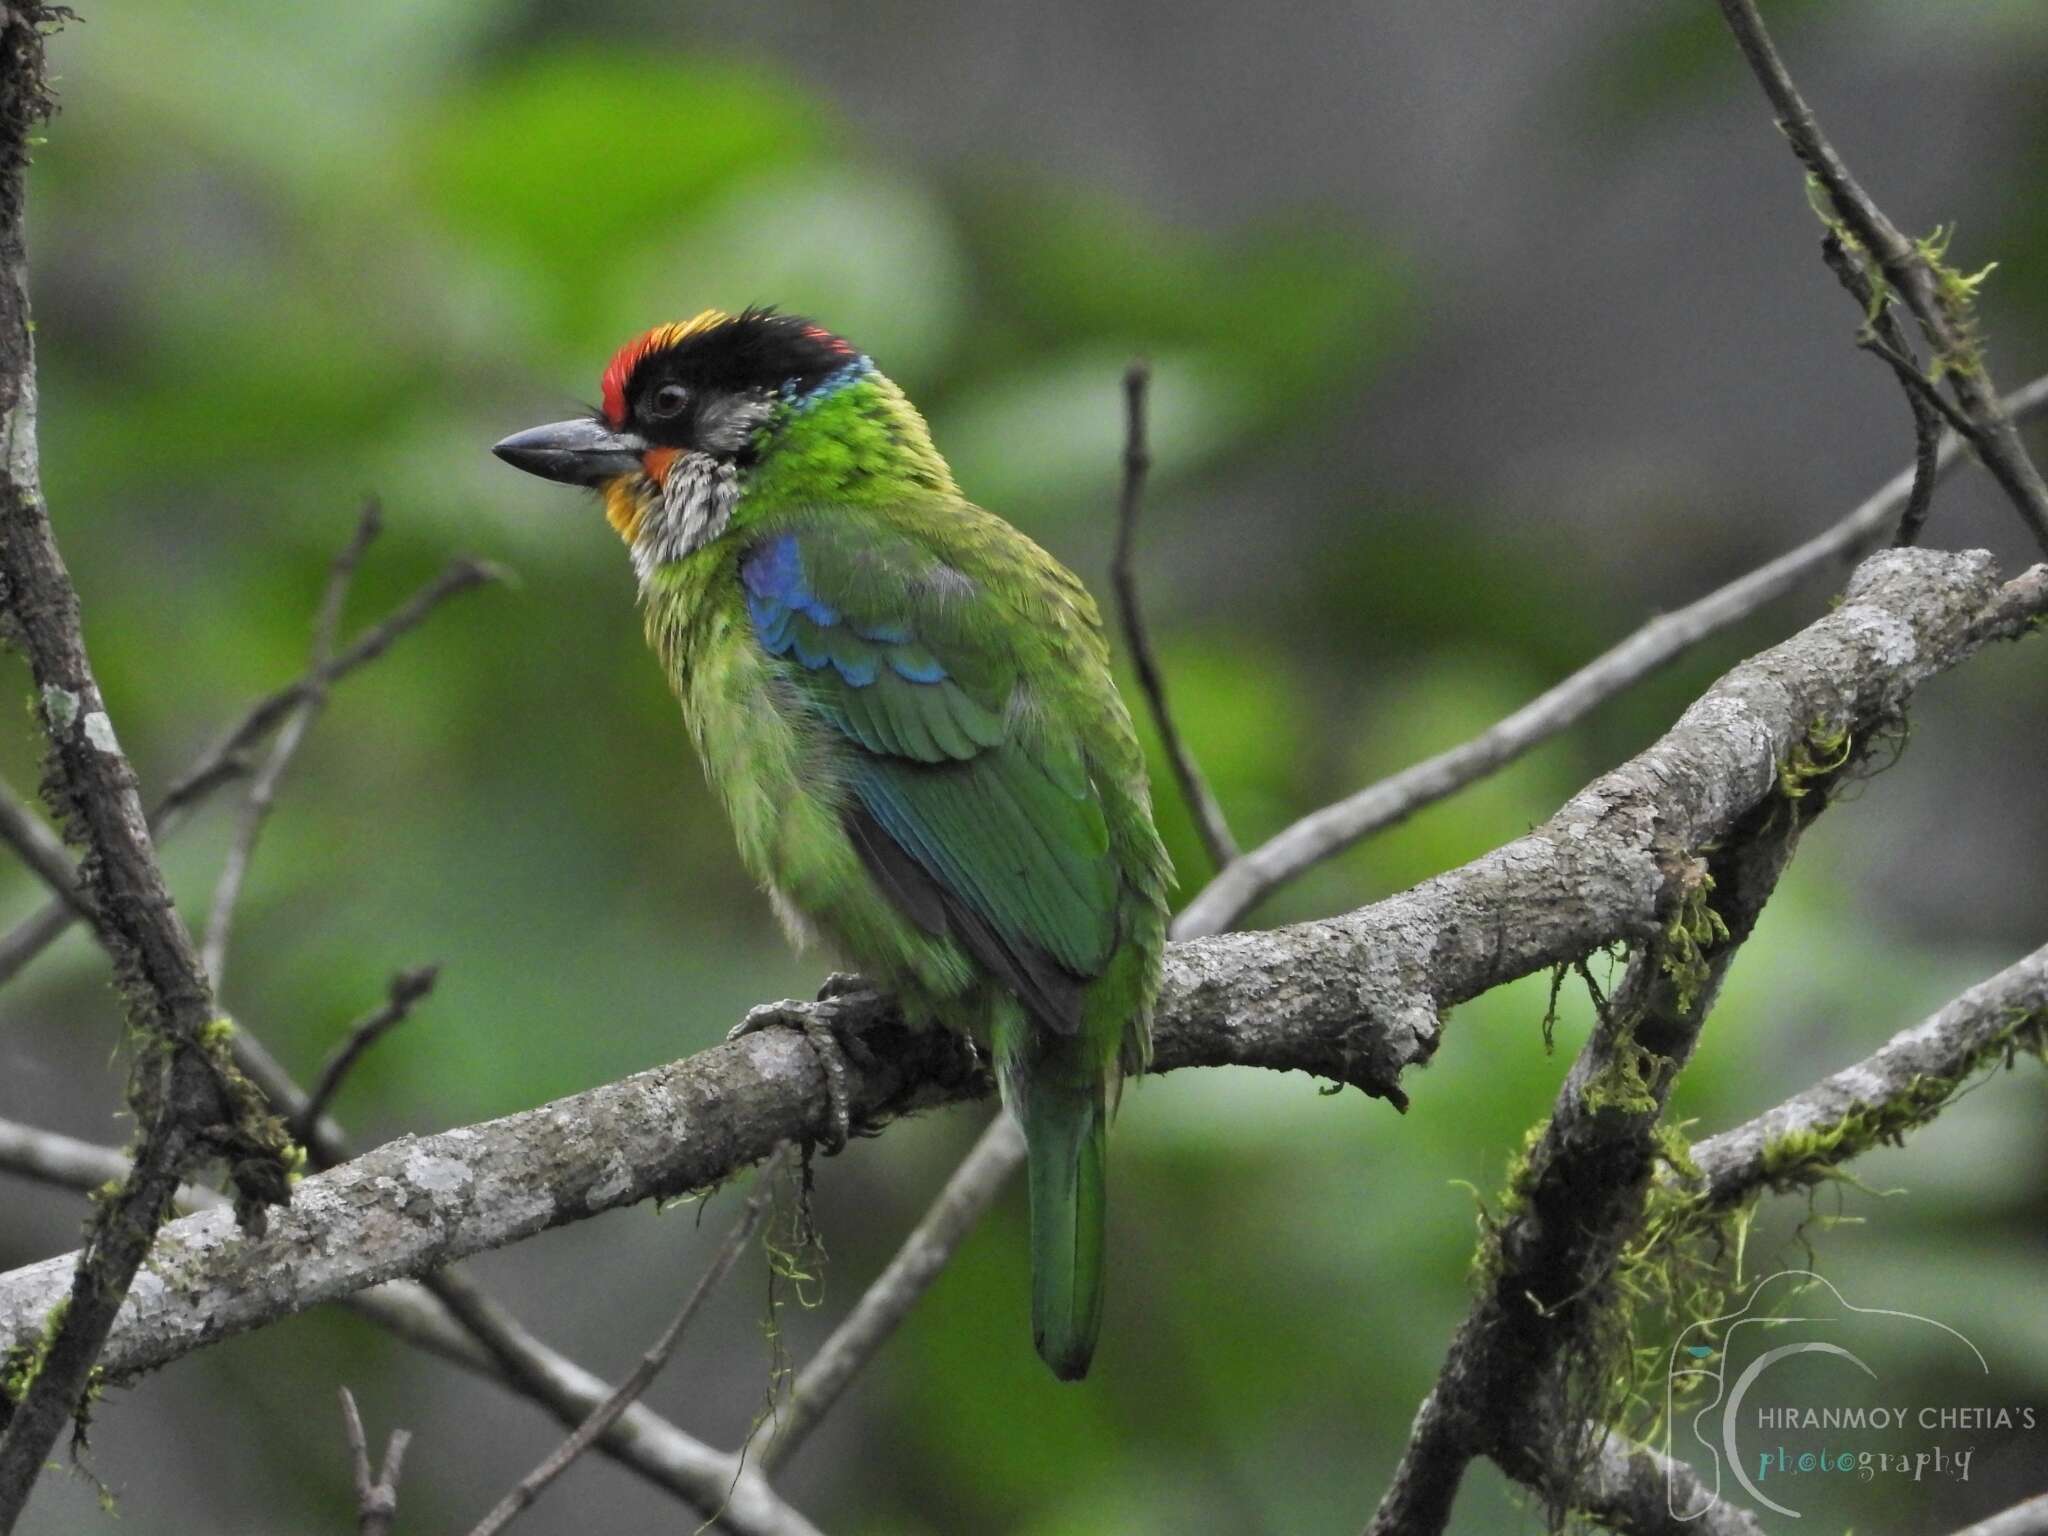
[1176,374,2048,937]
[1368,733,1815,1535]
[1714,0,2048,555]
[1372,879,2048,1535]
[1109,360,1238,871]
[0,1120,819,1536]
[0,12,292,1519]
[1,546,2034,1391]
[1686,941,2047,1210]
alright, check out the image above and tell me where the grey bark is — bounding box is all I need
[1688,941,2048,1207]
[0,545,2037,1390]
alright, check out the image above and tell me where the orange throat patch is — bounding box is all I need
[601,476,650,544]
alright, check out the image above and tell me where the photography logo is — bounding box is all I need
[1663,1270,2035,1522]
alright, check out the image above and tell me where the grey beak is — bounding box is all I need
[492,417,647,487]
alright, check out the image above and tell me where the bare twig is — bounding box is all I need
[0,773,94,927]
[757,1114,1025,1473]
[159,553,504,817]
[1176,373,2048,937]
[0,14,293,1519]
[1817,232,1945,546]
[203,500,383,990]
[0,555,500,991]
[1714,0,2048,555]
[297,964,440,1142]
[1109,360,1238,871]
[465,1149,791,1536]
[0,1118,820,1536]
[1895,381,1945,549]
[339,1387,411,1536]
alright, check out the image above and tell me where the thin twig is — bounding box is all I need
[1714,0,2048,555]
[1895,381,1945,549]
[1109,361,1238,871]
[0,773,95,927]
[757,1115,1024,1473]
[1817,233,1946,546]
[202,501,383,990]
[1175,372,2048,937]
[339,1387,411,1536]
[297,964,440,1142]
[465,1149,792,1536]
[0,554,500,990]
[161,554,503,816]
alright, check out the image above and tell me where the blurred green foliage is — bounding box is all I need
[2,5,2043,1536]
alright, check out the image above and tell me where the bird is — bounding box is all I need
[493,307,1172,1380]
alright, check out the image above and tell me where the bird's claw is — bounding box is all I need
[815,971,870,1001]
[728,999,855,1154]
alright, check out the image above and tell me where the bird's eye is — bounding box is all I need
[647,383,689,419]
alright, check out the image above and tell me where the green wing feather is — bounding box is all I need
[740,522,1120,1023]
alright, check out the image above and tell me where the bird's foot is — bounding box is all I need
[730,997,858,1154]
[813,970,872,1001]
[937,1030,986,1090]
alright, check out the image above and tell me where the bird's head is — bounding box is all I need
[493,306,867,555]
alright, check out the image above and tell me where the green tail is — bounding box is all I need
[1022,1084,1106,1381]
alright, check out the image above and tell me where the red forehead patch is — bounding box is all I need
[598,311,729,426]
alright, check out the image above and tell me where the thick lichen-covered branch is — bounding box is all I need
[0,546,2036,1394]
[1366,738,1817,1536]
[1360,551,2048,1535]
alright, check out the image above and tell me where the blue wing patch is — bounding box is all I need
[743,534,963,694]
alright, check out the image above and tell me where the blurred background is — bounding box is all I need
[3,2,2044,1532]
